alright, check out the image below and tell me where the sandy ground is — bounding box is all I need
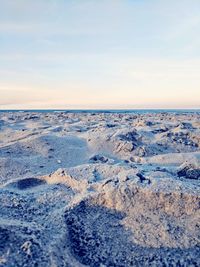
[0,111,199,266]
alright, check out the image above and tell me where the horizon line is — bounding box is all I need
[0,108,200,111]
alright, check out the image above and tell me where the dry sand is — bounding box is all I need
[0,111,199,266]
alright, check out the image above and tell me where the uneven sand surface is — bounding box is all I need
[0,111,200,266]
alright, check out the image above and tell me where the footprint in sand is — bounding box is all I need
[6,178,46,190]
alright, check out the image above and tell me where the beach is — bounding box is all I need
[0,110,199,266]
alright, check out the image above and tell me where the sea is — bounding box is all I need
[0,109,200,114]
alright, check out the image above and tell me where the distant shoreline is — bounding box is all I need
[0,109,200,114]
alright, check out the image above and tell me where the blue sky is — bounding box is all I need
[0,0,200,109]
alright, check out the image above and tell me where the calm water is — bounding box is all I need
[0,109,200,114]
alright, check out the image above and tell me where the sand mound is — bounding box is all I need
[65,200,200,267]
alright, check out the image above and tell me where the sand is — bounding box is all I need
[0,111,199,266]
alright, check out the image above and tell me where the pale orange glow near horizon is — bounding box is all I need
[1,82,200,110]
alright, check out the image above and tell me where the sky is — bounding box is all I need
[0,0,200,109]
